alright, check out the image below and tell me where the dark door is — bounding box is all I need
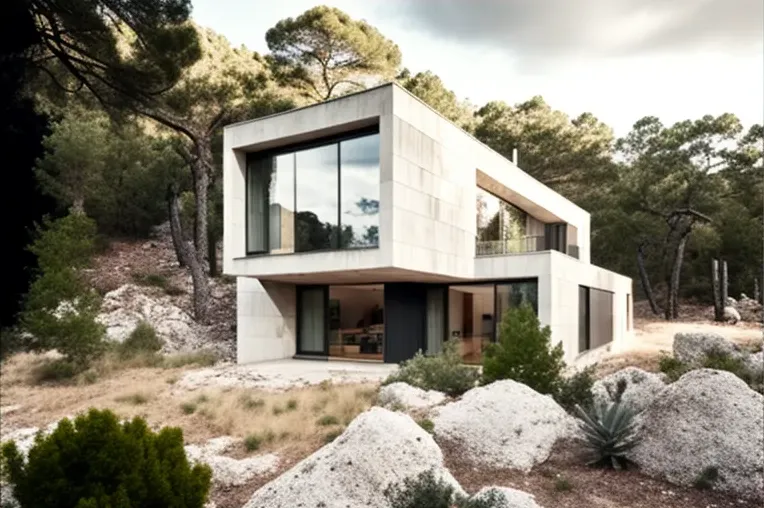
[384,283,426,363]
[297,286,328,355]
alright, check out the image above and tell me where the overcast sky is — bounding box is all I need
[192,0,763,136]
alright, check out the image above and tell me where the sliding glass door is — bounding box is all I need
[297,286,327,355]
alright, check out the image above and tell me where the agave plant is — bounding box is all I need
[574,402,640,470]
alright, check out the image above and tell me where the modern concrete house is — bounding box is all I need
[223,83,633,366]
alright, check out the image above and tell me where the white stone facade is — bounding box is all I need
[224,83,633,365]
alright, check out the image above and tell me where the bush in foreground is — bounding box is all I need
[383,340,479,397]
[1,409,211,507]
[482,304,565,394]
[385,469,501,508]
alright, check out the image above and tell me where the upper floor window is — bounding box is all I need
[246,131,380,255]
[476,187,537,255]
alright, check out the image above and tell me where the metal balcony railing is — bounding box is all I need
[475,236,545,256]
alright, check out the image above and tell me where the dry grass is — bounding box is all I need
[1,352,377,457]
[174,383,376,454]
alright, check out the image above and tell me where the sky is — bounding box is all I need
[191,0,764,136]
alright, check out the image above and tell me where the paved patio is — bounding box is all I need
[177,358,398,391]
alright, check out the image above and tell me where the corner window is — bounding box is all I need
[246,130,380,255]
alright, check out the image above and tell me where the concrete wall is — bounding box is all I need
[390,85,592,266]
[223,86,394,278]
[475,250,632,364]
[548,251,633,364]
[236,278,296,364]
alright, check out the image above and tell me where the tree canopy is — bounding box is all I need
[398,69,474,128]
[21,0,200,107]
[266,5,401,102]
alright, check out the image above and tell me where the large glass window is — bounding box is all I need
[296,144,339,252]
[340,135,380,247]
[246,131,380,254]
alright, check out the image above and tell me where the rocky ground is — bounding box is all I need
[88,223,236,361]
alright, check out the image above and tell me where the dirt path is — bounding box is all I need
[629,319,761,353]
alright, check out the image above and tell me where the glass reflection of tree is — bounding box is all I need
[342,197,379,247]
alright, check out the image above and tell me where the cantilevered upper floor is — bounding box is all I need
[223,83,591,283]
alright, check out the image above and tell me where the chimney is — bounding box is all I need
[512,148,519,166]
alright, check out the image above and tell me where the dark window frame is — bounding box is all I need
[245,126,380,257]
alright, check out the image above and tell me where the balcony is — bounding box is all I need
[476,236,580,259]
[476,236,545,256]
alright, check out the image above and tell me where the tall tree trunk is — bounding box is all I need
[720,260,728,305]
[712,259,724,321]
[170,217,187,268]
[168,184,210,323]
[193,137,213,269]
[637,242,661,315]
[665,233,689,320]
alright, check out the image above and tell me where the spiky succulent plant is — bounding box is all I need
[575,402,640,470]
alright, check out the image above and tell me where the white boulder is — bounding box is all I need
[673,332,743,366]
[591,367,666,413]
[471,486,543,508]
[244,407,461,508]
[96,284,201,353]
[378,382,447,411]
[432,380,577,471]
[630,369,764,501]
[723,306,741,324]
[184,436,279,487]
[737,295,763,322]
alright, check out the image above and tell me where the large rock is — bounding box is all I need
[432,380,576,471]
[471,486,543,508]
[591,367,666,413]
[673,332,744,366]
[723,306,741,324]
[97,284,201,353]
[244,407,461,508]
[630,369,764,501]
[737,294,763,322]
[378,382,447,411]
[184,436,279,487]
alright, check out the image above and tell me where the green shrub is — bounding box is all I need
[658,354,691,382]
[555,366,596,412]
[32,359,78,382]
[180,402,197,414]
[114,393,150,405]
[244,434,262,452]
[132,272,169,289]
[1,409,211,507]
[385,469,502,508]
[316,415,340,426]
[21,214,106,369]
[162,351,217,369]
[119,321,163,358]
[659,350,763,393]
[417,418,435,434]
[383,340,479,397]
[575,402,640,470]
[482,304,565,395]
[323,429,343,444]
[694,465,720,490]
[239,394,265,410]
[554,476,574,492]
[164,285,185,296]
